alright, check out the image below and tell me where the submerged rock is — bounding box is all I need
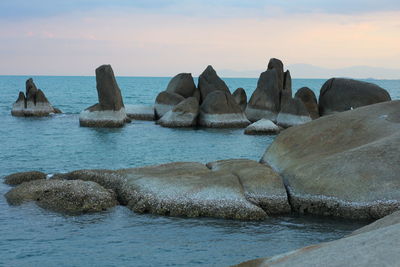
[4,171,46,186]
[319,78,391,116]
[261,101,400,220]
[48,159,290,220]
[199,91,250,128]
[198,65,230,102]
[79,65,129,128]
[11,78,61,117]
[294,87,319,119]
[125,104,155,121]
[244,119,280,135]
[5,179,117,214]
[158,97,199,127]
[232,88,247,111]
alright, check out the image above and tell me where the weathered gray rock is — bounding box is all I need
[4,171,46,186]
[79,65,129,127]
[49,159,290,220]
[158,97,199,127]
[199,91,250,128]
[281,70,292,106]
[295,87,319,119]
[11,78,60,117]
[165,73,198,99]
[5,179,117,214]
[267,58,284,91]
[233,222,400,267]
[125,104,155,121]
[233,88,247,111]
[319,78,391,116]
[276,97,311,128]
[261,101,400,219]
[206,159,290,215]
[198,65,230,102]
[154,91,185,118]
[350,210,400,236]
[244,119,280,135]
[246,69,281,122]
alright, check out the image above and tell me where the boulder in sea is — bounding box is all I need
[261,100,400,220]
[267,58,285,91]
[232,88,247,111]
[165,73,199,99]
[198,65,230,102]
[199,91,250,128]
[158,97,199,127]
[4,171,46,186]
[154,91,185,119]
[295,87,319,119]
[233,218,400,267]
[79,65,130,128]
[276,97,312,128]
[11,78,61,117]
[245,69,281,122]
[244,119,280,135]
[125,104,155,121]
[5,179,117,214]
[48,159,290,220]
[319,78,391,116]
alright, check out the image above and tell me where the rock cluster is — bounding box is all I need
[11,78,61,117]
[79,65,130,127]
[155,67,249,128]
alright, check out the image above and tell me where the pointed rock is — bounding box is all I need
[198,65,230,102]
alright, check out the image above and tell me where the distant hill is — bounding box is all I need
[219,64,400,79]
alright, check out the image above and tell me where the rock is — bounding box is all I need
[49,159,290,220]
[294,87,319,119]
[244,119,280,135]
[232,88,247,111]
[165,73,198,99]
[261,101,400,219]
[154,91,185,118]
[11,78,60,117]
[125,104,155,120]
[350,210,400,236]
[158,97,199,127]
[267,58,284,91]
[233,222,400,267]
[280,71,292,107]
[79,65,129,128]
[198,65,230,102]
[246,69,281,122]
[5,179,117,214]
[199,91,250,128]
[206,159,290,214]
[4,171,46,186]
[319,78,391,116]
[276,98,311,128]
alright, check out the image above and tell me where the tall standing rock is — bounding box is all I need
[245,69,281,122]
[11,78,61,117]
[267,58,284,92]
[198,65,230,102]
[79,65,129,127]
[319,78,391,116]
[199,91,250,128]
[295,87,319,119]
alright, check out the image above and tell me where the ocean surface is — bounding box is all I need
[0,76,399,266]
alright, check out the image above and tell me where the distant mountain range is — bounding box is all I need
[219,64,400,79]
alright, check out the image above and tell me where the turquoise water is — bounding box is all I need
[0,76,398,266]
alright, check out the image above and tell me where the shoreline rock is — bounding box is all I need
[4,171,46,186]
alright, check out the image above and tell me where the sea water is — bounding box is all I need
[0,76,398,266]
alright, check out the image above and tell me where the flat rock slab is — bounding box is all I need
[244,119,280,135]
[52,160,290,220]
[262,101,400,219]
[5,179,117,214]
[234,222,400,267]
[125,104,155,120]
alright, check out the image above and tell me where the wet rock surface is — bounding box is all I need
[4,171,46,186]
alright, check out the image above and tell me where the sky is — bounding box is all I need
[1,0,400,78]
